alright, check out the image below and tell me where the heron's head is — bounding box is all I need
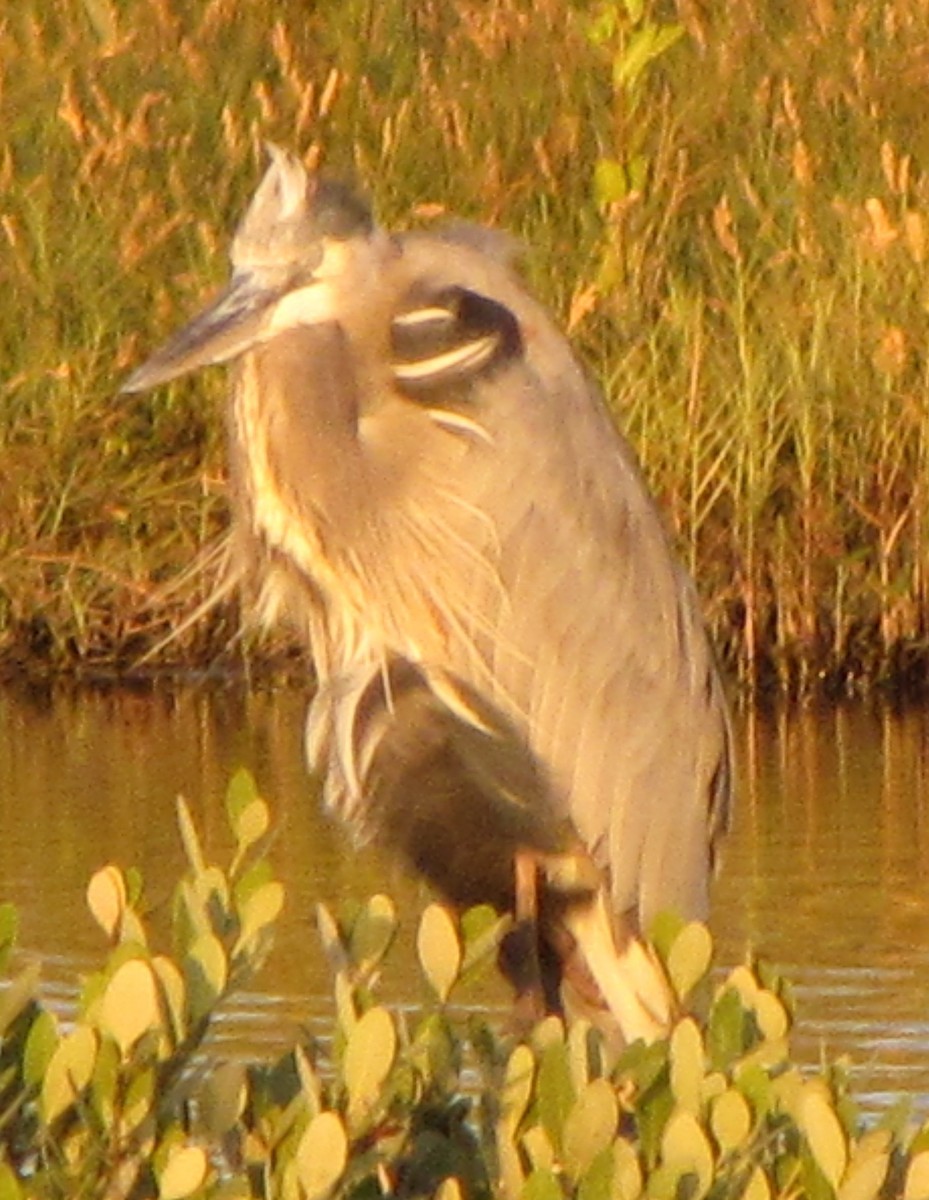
[122,146,378,393]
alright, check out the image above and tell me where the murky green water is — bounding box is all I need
[1,684,928,1112]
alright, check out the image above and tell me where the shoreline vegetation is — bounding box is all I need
[2,770,926,1199]
[3,1,929,700]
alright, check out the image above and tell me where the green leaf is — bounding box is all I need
[710,1088,752,1152]
[612,22,684,91]
[0,1164,23,1200]
[743,1165,771,1200]
[754,990,789,1041]
[669,1018,705,1114]
[234,880,284,955]
[459,906,509,984]
[666,924,712,1003]
[123,1065,155,1135]
[316,902,349,974]
[800,1087,848,1191]
[232,798,270,861]
[0,963,39,1033]
[660,1109,714,1200]
[152,955,187,1045]
[0,903,19,973]
[536,1037,574,1155]
[185,932,228,1021]
[501,1044,535,1131]
[295,1044,323,1117]
[417,904,462,1003]
[159,1145,208,1199]
[90,1036,121,1128]
[200,1061,247,1136]
[613,1138,643,1200]
[343,1006,396,1126]
[23,1009,58,1087]
[594,158,628,207]
[578,1147,619,1200]
[839,1145,889,1200]
[348,893,397,977]
[225,767,260,827]
[904,1150,929,1200]
[41,1025,98,1125]
[100,957,163,1054]
[562,1079,619,1180]
[86,865,127,940]
[296,1110,348,1200]
[521,1168,562,1200]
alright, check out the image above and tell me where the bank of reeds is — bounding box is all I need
[2,0,929,696]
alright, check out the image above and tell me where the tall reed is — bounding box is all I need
[2,0,928,696]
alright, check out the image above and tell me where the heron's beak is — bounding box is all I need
[121,268,336,394]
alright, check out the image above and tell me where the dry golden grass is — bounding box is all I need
[2,0,929,696]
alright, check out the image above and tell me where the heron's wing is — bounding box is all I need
[484,342,732,927]
[392,237,732,929]
[390,285,521,394]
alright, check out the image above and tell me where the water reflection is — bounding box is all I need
[1,685,928,1111]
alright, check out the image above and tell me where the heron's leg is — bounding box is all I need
[498,849,547,1025]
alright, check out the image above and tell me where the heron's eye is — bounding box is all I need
[390,287,521,397]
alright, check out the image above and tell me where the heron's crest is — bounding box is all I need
[232,145,372,274]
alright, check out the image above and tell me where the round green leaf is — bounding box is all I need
[562,1079,619,1180]
[754,990,789,1041]
[537,1038,575,1154]
[904,1150,929,1200]
[670,1018,705,1114]
[344,1006,396,1124]
[200,1061,248,1136]
[296,1110,348,1200]
[232,798,269,855]
[234,880,284,953]
[417,904,461,1003]
[86,865,126,940]
[613,1138,643,1200]
[710,1088,752,1152]
[159,1145,208,1200]
[667,923,713,1002]
[839,1149,889,1200]
[186,932,228,1020]
[661,1109,714,1200]
[101,958,162,1054]
[349,894,397,977]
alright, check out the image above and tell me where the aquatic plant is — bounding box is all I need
[0,771,926,1198]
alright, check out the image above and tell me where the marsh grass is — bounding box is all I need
[2,0,929,695]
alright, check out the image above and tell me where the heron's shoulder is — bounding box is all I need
[402,221,524,264]
[394,225,531,303]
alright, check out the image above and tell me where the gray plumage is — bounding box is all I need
[124,147,732,1043]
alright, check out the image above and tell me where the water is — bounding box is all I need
[1,684,928,1112]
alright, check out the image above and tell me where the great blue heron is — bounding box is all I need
[124,147,732,1045]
